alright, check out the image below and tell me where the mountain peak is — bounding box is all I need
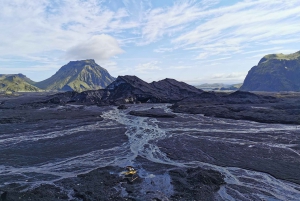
[118,75,148,85]
[69,59,96,64]
[35,60,115,92]
[259,51,300,64]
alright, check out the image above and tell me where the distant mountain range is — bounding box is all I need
[2,50,300,93]
[0,60,115,92]
[195,83,242,91]
[240,51,300,91]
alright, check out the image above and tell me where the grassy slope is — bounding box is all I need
[35,60,115,92]
[0,75,41,92]
[260,51,300,62]
[241,51,300,91]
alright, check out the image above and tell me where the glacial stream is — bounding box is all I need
[1,104,300,200]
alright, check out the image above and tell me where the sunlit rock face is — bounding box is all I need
[241,51,300,92]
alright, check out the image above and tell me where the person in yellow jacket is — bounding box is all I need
[123,166,138,182]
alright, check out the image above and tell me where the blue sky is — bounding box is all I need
[0,0,300,84]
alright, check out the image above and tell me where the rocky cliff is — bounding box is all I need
[35,59,115,92]
[240,51,300,91]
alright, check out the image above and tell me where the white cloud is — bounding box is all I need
[168,65,193,69]
[141,1,203,44]
[153,48,174,53]
[134,61,161,73]
[0,65,57,73]
[1,0,300,84]
[196,52,210,59]
[65,34,124,61]
[242,47,282,55]
[209,62,221,66]
[122,0,152,22]
[172,0,300,58]
[207,57,231,62]
[0,0,136,57]
[211,72,247,80]
[200,0,220,8]
[268,38,300,45]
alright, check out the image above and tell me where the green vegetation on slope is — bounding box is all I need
[241,51,300,92]
[35,59,115,92]
[259,51,300,64]
[0,74,41,92]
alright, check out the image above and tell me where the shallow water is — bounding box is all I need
[1,104,300,200]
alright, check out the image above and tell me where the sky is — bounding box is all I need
[0,0,300,85]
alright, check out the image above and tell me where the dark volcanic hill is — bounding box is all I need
[50,75,204,104]
[104,76,204,103]
[240,51,300,91]
[0,74,41,92]
[35,59,115,92]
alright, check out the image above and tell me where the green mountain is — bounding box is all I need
[35,59,115,92]
[240,51,300,92]
[0,74,41,92]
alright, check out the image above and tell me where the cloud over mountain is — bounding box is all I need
[65,35,124,62]
[1,0,300,83]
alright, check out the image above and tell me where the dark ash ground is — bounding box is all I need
[0,92,300,201]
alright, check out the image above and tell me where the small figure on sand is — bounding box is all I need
[122,166,138,182]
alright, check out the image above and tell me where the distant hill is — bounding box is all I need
[0,74,41,92]
[219,83,242,91]
[240,51,300,91]
[104,76,204,103]
[196,83,242,91]
[35,59,115,92]
[195,83,226,90]
[50,75,204,104]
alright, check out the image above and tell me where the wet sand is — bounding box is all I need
[0,94,300,200]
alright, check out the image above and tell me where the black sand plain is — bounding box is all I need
[0,92,300,200]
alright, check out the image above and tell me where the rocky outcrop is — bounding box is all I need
[178,90,276,104]
[117,105,128,109]
[170,168,225,201]
[150,78,203,101]
[105,76,203,104]
[35,59,115,92]
[46,75,204,105]
[240,51,300,91]
[223,90,277,104]
[171,91,300,125]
